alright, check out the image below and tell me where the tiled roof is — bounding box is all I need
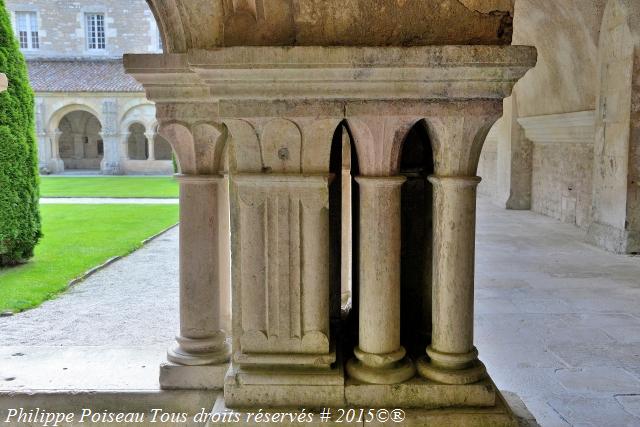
[26,59,144,93]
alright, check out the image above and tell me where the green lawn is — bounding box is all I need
[40,176,179,198]
[0,204,179,312]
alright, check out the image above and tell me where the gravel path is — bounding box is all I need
[0,228,179,346]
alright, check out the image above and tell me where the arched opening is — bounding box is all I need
[127,123,149,160]
[329,121,360,346]
[154,134,173,160]
[399,120,435,357]
[57,110,103,170]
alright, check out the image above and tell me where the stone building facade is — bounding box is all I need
[6,0,172,174]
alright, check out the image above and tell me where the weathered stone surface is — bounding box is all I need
[126,29,535,422]
[147,0,514,54]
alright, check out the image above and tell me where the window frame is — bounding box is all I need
[14,11,39,51]
[85,12,106,51]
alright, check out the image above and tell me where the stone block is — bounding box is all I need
[344,377,496,409]
[223,364,345,409]
[159,362,228,390]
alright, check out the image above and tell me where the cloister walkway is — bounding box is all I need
[1,199,640,425]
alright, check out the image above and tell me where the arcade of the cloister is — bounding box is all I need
[36,96,174,175]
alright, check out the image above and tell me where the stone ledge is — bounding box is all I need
[344,377,496,408]
[124,45,536,102]
[209,389,536,427]
[518,111,596,145]
[159,362,228,390]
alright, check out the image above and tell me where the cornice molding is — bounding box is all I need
[124,46,537,104]
[518,111,595,145]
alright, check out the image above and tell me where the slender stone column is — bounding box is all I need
[168,174,230,366]
[417,175,486,385]
[73,133,84,159]
[48,130,64,173]
[346,176,415,384]
[145,132,156,160]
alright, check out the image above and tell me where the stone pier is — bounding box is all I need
[125,2,536,424]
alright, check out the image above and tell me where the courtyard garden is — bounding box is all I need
[40,176,179,198]
[0,203,179,313]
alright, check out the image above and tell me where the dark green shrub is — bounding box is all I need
[0,0,41,266]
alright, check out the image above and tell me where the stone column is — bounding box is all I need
[0,73,7,92]
[48,130,64,173]
[121,132,131,160]
[417,175,486,385]
[160,174,230,389]
[100,99,122,174]
[145,132,156,160]
[218,173,232,333]
[346,176,415,384]
[73,133,84,159]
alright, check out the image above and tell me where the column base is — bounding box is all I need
[345,376,495,408]
[345,346,416,385]
[211,386,521,427]
[166,337,231,366]
[223,362,345,409]
[586,221,640,254]
[100,160,123,175]
[417,357,487,385]
[159,362,228,390]
[47,158,65,174]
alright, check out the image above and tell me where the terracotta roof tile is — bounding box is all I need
[26,59,143,92]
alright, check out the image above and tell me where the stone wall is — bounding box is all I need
[477,130,497,200]
[477,0,605,228]
[531,142,593,229]
[5,0,160,58]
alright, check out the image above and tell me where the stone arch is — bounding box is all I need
[56,109,104,170]
[346,117,419,176]
[119,103,156,133]
[127,122,149,160]
[397,119,436,357]
[48,103,102,135]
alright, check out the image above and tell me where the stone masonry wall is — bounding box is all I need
[531,143,593,229]
[5,0,160,59]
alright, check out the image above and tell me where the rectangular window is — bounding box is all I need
[15,11,39,50]
[86,13,106,50]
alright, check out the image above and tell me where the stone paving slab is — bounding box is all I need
[475,198,640,427]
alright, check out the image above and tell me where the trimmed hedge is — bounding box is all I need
[0,0,41,266]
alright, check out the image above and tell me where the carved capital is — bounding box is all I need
[158,121,225,175]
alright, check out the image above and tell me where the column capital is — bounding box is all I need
[354,175,407,187]
[427,175,482,189]
[175,173,224,184]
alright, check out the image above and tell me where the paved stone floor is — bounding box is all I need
[475,199,640,426]
[1,199,640,425]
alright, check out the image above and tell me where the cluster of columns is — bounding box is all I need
[160,117,489,391]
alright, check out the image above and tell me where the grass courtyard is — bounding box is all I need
[40,176,179,198]
[0,204,179,313]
